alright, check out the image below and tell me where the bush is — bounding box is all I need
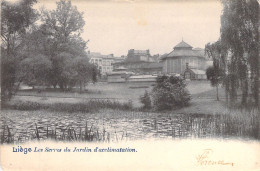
[140,90,152,109]
[50,103,93,113]
[11,101,43,111]
[152,75,191,110]
[6,99,133,113]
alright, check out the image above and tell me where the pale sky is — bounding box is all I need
[34,0,222,57]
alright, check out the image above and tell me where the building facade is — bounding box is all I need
[113,49,162,75]
[87,51,116,75]
[161,41,207,78]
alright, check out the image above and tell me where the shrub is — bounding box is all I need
[122,99,133,110]
[152,75,191,110]
[140,90,152,109]
[50,103,93,113]
[11,101,43,111]
[6,99,133,113]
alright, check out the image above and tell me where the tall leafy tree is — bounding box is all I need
[20,54,52,88]
[69,57,98,93]
[1,0,38,103]
[206,66,225,101]
[220,0,259,106]
[41,0,85,45]
[205,41,226,101]
[40,0,88,89]
[40,0,85,57]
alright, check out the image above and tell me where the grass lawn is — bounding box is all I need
[181,86,228,115]
[14,80,230,115]
[14,80,215,108]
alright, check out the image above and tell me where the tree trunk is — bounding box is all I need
[216,84,219,101]
[59,82,64,90]
[225,87,229,105]
[241,78,248,107]
[252,74,259,107]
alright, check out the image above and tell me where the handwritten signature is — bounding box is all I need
[197,149,234,166]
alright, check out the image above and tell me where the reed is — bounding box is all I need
[0,125,14,144]
[216,108,260,139]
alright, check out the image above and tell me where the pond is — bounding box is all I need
[0,110,259,144]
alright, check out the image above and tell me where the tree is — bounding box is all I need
[205,42,226,101]
[40,0,85,55]
[152,76,191,111]
[1,0,38,104]
[206,66,225,101]
[220,0,259,106]
[20,54,52,88]
[140,90,152,110]
[50,52,74,89]
[74,57,97,92]
[64,57,97,93]
[39,0,88,89]
[17,0,93,92]
[41,0,85,44]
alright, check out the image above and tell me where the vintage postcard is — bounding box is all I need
[0,0,260,170]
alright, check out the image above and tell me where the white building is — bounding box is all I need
[87,51,115,75]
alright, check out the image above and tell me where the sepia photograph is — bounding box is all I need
[0,0,260,170]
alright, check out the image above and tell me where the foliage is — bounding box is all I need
[48,54,98,91]
[206,66,225,87]
[36,0,94,90]
[152,75,191,111]
[6,99,133,113]
[140,90,152,109]
[10,101,42,111]
[206,66,225,101]
[1,0,38,104]
[1,50,16,101]
[20,54,52,87]
[205,41,227,71]
[40,0,85,56]
[220,0,259,106]
[40,0,85,41]
[68,57,98,92]
[2,0,97,94]
[1,0,38,40]
[48,52,75,89]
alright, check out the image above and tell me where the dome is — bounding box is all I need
[174,40,193,50]
[161,41,205,59]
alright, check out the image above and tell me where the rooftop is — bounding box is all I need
[167,49,204,58]
[87,52,115,59]
[161,41,205,60]
[193,47,204,51]
[128,49,150,55]
[190,69,206,75]
[174,40,193,50]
